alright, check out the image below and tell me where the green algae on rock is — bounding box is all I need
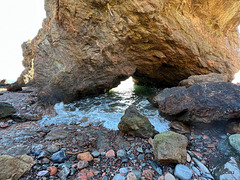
[153,131,188,164]
[118,105,156,138]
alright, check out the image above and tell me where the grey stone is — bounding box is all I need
[165,172,176,180]
[102,176,108,180]
[50,150,67,163]
[91,150,100,157]
[120,167,128,175]
[132,170,141,180]
[148,160,163,175]
[127,172,137,180]
[58,166,70,180]
[47,144,60,153]
[117,149,127,158]
[192,158,210,174]
[137,154,144,160]
[37,170,49,177]
[229,134,240,154]
[129,154,135,160]
[113,174,125,180]
[174,164,192,180]
[136,147,143,153]
[37,151,49,159]
[77,161,89,170]
[122,157,129,163]
[192,166,201,176]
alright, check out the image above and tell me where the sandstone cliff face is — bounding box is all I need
[21,0,240,103]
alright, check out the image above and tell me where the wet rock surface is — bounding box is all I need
[155,82,240,124]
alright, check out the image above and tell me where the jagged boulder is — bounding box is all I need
[155,82,240,124]
[118,105,156,138]
[0,155,35,180]
[19,0,240,103]
[153,131,188,164]
[214,157,240,180]
[0,102,16,119]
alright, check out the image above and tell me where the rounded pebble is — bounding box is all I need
[119,167,128,175]
[106,149,115,158]
[91,150,100,157]
[113,174,125,180]
[137,154,144,160]
[174,164,192,180]
[117,149,127,158]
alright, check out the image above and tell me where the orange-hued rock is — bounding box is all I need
[19,0,240,103]
[47,166,57,176]
[77,152,93,162]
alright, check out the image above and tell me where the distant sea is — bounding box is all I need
[6,80,16,84]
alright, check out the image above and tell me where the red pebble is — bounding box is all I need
[47,166,57,176]
[106,149,115,158]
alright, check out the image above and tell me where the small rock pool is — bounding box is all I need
[39,77,169,132]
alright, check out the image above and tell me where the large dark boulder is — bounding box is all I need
[154,82,240,124]
[0,102,16,119]
[6,83,22,92]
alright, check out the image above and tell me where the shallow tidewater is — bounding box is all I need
[39,78,169,132]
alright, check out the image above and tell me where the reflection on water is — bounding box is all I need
[39,77,169,132]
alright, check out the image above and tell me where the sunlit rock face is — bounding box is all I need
[22,0,240,103]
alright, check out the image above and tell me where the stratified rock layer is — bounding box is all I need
[21,0,240,103]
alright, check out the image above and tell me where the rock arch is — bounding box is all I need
[19,0,240,103]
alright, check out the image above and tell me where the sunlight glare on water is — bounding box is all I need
[232,70,240,84]
[39,77,169,132]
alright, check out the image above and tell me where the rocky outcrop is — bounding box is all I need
[154,82,240,124]
[17,41,35,86]
[0,79,8,88]
[21,0,240,103]
[118,105,156,138]
[178,73,229,87]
